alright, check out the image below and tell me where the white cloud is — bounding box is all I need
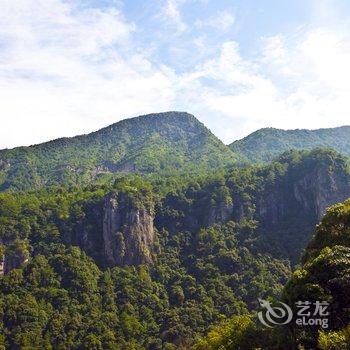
[0,0,176,149]
[163,0,187,32]
[197,11,235,32]
[1,0,350,149]
[176,26,350,143]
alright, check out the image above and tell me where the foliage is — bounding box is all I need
[318,325,350,350]
[0,112,237,191]
[283,199,350,348]
[192,195,350,350]
[0,147,349,348]
[191,314,292,350]
[230,126,350,163]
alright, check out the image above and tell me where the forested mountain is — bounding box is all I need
[230,125,350,163]
[0,112,236,191]
[195,198,350,349]
[0,149,349,349]
[3,111,350,192]
[1,112,350,348]
[283,199,350,348]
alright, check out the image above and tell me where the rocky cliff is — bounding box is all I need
[1,149,349,275]
[0,240,29,275]
[255,151,350,262]
[102,192,155,267]
[258,165,350,227]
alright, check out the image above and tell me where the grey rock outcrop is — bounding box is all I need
[293,165,350,220]
[206,201,234,226]
[0,240,29,275]
[258,164,350,227]
[102,193,155,267]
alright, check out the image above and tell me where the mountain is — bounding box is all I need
[1,149,349,348]
[283,198,350,348]
[230,125,350,163]
[0,112,237,191]
[1,110,350,348]
[193,198,350,350]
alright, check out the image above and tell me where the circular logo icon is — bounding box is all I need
[258,298,293,327]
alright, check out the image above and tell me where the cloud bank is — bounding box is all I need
[0,0,350,148]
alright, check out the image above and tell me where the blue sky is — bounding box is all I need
[1,0,350,148]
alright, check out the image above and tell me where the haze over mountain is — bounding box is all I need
[230,125,350,163]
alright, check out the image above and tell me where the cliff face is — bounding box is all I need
[1,150,349,274]
[102,193,155,267]
[255,158,350,263]
[0,240,29,276]
[155,193,235,235]
[3,252,28,274]
[206,202,234,226]
[258,164,350,227]
[299,166,350,220]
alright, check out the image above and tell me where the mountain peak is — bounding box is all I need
[91,111,210,141]
[0,112,236,191]
[230,125,350,163]
[102,111,197,129]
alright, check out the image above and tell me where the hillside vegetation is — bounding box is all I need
[0,112,236,191]
[230,125,350,163]
[1,112,350,349]
[193,198,350,349]
[0,149,349,349]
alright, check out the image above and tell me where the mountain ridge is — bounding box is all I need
[2,110,350,192]
[1,148,349,348]
[230,124,350,163]
[3,116,350,153]
[2,111,207,151]
[0,111,237,191]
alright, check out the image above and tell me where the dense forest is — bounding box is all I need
[230,125,350,163]
[0,112,236,192]
[194,199,350,349]
[0,113,350,349]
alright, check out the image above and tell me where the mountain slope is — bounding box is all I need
[230,125,350,163]
[1,149,349,348]
[193,198,350,349]
[283,198,350,348]
[0,112,237,191]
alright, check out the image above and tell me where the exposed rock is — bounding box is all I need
[0,255,4,276]
[91,165,110,178]
[255,161,350,263]
[155,193,235,235]
[0,240,29,275]
[258,165,350,227]
[301,166,350,220]
[102,192,155,266]
[114,160,138,173]
[206,201,234,226]
[3,253,28,274]
[0,159,10,171]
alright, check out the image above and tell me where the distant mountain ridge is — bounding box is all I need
[0,112,237,191]
[230,125,350,163]
[2,111,350,191]
[1,109,350,348]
